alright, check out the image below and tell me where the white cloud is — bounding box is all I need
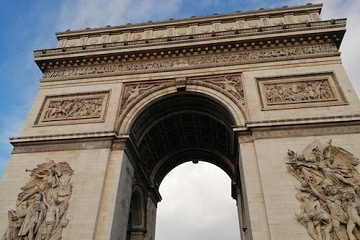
[156,162,240,240]
[323,0,360,96]
[0,1,359,240]
[290,0,360,96]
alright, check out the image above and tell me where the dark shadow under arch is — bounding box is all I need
[127,187,146,240]
[128,91,240,193]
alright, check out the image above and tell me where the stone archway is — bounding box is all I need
[127,186,146,240]
[3,4,360,240]
[155,161,240,240]
[124,91,244,240]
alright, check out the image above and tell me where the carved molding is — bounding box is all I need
[35,91,110,126]
[9,131,129,153]
[121,74,245,109]
[286,140,360,240]
[55,12,326,49]
[190,74,245,104]
[257,72,347,110]
[117,80,175,131]
[117,73,248,132]
[187,74,248,120]
[12,139,113,154]
[251,121,360,139]
[120,82,166,111]
[41,43,338,81]
[2,160,73,240]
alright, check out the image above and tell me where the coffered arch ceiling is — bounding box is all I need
[129,92,238,188]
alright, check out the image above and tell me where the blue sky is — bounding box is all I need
[0,1,359,239]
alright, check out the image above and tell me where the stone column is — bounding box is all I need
[94,139,135,240]
[237,134,271,240]
[145,197,157,240]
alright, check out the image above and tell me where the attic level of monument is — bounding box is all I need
[56,3,323,36]
[34,3,345,77]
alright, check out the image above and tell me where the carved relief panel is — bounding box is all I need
[189,74,245,105]
[117,80,174,129]
[120,74,245,111]
[120,83,161,111]
[117,74,247,131]
[286,140,360,240]
[35,91,110,126]
[120,81,173,111]
[257,72,347,110]
[1,160,73,240]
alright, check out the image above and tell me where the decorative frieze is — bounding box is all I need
[257,72,347,110]
[1,160,73,240]
[286,140,360,240]
[35,91,109,126]
[265,79,334,103]
[250,120,360,139]
[42,43,338,81]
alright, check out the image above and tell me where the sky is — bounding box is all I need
[0,1,359,239]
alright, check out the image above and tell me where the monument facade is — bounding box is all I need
[1,3,360,240]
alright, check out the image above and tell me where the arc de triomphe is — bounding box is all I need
[1,3,360,240]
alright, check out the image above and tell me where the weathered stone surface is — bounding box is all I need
[1,4,360,240]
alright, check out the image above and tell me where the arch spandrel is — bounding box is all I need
[117,76,248,136]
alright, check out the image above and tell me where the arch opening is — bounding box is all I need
[128,92,239,189]
[125,91,243,240]
[127,187,146,240]
[155,162,241,240]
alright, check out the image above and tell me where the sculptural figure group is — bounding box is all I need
[287,140,360,240]
[43,98,103,121]
[265,80,334,104]
[1,160,73,240]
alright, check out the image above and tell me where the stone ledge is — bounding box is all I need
[34,19,345,62]
[236,120,360,141]
[246,115,360,128]
[10,131,118,143]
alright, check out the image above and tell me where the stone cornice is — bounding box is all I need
[251,120,360,140]
[10,116,360,146]
[246,115,360,128]
[35,19,345,71]
[10,131,129,153]
[10,131,118,144]
[39,42,340,81]
[11,119,360,152]
[236,119,360,142]
[55,3,323,38]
